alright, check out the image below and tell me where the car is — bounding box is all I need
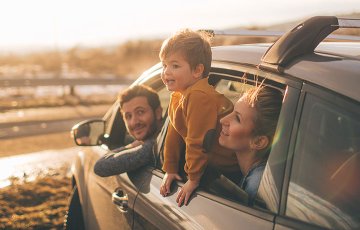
[65,16,360,230]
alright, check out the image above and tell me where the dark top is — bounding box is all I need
[94,138,156,177]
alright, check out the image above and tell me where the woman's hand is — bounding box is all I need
[176,179,199,206]
[160,173,182,196]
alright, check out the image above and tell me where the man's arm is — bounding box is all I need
[94,138,156,177]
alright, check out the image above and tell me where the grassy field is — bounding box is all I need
[0,88,114,228]
[0,103,94,229]
[0,132,75,229]
[0,165,72,229]
[0,132,76,229]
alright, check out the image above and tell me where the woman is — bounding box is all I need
[219,86,282,204]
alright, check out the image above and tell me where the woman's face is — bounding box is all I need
[219,97,257,153]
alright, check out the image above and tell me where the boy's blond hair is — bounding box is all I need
[159,29,212,77]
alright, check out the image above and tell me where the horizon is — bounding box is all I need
[1,0,360,53]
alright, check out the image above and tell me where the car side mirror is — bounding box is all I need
[71,119,105,146]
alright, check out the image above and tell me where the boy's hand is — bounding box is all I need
[160,173,182,196]
[176,179,199,207]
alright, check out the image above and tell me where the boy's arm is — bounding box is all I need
[184,91,220,181]
[162,123,184,173]
[160,123,184,196]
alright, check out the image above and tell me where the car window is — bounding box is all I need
[154,70,288,209]
[196,75,286,207]
[156,85,171,117]
[215,79,248,104]
[286,93,360,230]
[215,79,252,103]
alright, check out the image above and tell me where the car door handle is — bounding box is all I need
[112,188,128,213]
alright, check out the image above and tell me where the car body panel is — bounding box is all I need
[212,45,268,67]
[78,146,136,230]
[212,43,360,102]
[284,52,360,102]
[133,169,275,230]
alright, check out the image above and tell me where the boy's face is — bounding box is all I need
[161,51,202,93]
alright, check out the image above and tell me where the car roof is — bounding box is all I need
[211,16,360,102]
[212,42,360,102]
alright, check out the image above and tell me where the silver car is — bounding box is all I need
[65,16,360,230]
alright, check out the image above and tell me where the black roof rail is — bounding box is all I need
[259,16,360,72]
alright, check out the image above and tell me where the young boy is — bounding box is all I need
[159,29,239,206]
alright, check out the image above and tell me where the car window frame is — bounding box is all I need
[255,84,301,214]
[150,167,276,222]
[150,64,302,221]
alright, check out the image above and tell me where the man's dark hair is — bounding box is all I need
[119,85,161,111]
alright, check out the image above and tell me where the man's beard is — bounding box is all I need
[142,119,158,140]
[128,111,159,141]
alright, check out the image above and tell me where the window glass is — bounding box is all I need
[156,86,170,116]
[286,94,360,230]
[215,79,253,104]
[256,86,300,213]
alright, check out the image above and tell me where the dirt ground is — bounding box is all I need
[0,103,111,229]
[0,166,72,229]
[0,132,77,229]
[0,132,75,229]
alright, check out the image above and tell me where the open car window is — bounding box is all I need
[153,69,288,209]
[197,73,286,206]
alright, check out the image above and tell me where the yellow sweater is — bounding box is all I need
[162,78,239,181]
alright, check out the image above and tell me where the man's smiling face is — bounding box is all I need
[121,96,157,141]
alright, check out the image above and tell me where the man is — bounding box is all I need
[94,85,163,177]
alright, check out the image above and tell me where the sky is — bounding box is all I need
[0,0,359,52]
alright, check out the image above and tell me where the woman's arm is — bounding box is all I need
[94,138,156,177]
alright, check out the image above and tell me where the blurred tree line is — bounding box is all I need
[0,36,275,79]
[0,19,357,80]
[0,37,259,79]
[0,39,164,79]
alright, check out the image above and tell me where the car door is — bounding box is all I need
[131,69,300,229]
[82,104,138,230]
[133,169,276,229]
[275,84,360,230]
[82,65,170,230]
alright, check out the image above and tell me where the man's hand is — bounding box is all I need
[160,173,182,196]
[176,179,199,207]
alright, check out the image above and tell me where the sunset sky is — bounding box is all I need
[0,0,359,52]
